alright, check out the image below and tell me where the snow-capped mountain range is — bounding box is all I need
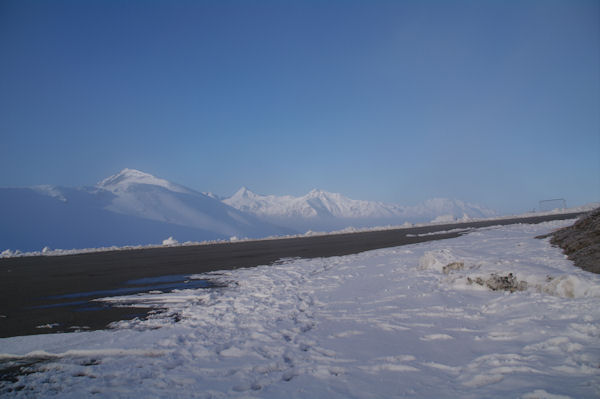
[225,187,402,219]
[225,186,495,223]
[0,169,496,252]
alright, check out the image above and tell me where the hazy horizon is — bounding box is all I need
[1,1,598,214]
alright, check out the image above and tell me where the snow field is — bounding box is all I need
[0,220,598,398]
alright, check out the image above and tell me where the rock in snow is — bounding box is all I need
[467,273,528,292]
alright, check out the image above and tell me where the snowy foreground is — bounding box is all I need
[1,220,599,398]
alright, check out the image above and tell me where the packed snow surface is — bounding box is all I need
[1,220,599,398]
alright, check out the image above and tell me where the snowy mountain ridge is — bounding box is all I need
[0,168,497,252]
[225,187,402,219]
[93,169,495,224]
[224,186,496,222]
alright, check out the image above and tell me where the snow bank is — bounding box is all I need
[430,214,455,223]
[1,220,598,398]
[417,225,600,300]
[538,275,600,298]
[161,236,178,246]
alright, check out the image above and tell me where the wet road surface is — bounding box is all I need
[0,212,581,338]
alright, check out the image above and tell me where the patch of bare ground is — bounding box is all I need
[546,208,600,274]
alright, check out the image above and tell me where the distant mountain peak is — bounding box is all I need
[306,188,328,198]
[231,186,259,199]
[97,168,190,194]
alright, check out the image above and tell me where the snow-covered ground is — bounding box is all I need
[1,220,599,398]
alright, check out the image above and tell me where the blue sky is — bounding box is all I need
[1,0,598,214]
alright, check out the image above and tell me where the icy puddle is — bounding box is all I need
[37,275,217,303]
[23,275,222,333]
[1,220,599,398]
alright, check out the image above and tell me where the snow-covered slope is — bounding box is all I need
[224,187,496,230]
[0,170,291,252]
[94,169,286,238]
[0,186,224,252]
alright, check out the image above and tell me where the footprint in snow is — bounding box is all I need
[420,333,454,341]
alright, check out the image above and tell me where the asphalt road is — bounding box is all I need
[0,212,582,338]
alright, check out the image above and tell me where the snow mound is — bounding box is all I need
[417,224,600,299]
[539,275,600,299]
[0,249,19,258]
[162,236,178,246]
[418,250,454,272]
[430,214,455,223]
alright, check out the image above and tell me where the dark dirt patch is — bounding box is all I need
[467,273,528,292]
[548,208,600,274]
[0,358,47,390]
